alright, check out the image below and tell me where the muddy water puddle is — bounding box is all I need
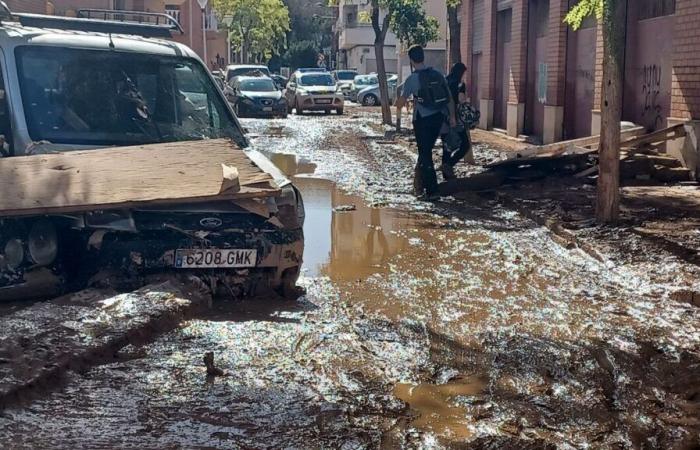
[394,376,487,440]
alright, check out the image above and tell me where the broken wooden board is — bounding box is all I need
[620,123,686,150]
[505,126,645,160]
[0,139,279,217]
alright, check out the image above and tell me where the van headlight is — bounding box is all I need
[275,185,305,229]
[4,238,24,270]
[28,220,58,266]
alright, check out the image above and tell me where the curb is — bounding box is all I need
[0,279,210,410]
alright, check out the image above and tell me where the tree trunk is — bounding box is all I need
[447,5,461,67]
[374,43,392,124]
[371,0,392,125]
[596,0,627,223]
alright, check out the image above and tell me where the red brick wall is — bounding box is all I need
[481,0,498,100]
[671,0,700,120]
[460,0,474,83]
[508,0,528,103]
[546,0,567,106]
[5,0,47,13]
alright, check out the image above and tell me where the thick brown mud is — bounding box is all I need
[1,111,699,449]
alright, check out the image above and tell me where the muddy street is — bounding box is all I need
[2,108,700,449]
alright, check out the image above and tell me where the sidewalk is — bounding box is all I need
[0,278,210,409]
[438,129,700,301]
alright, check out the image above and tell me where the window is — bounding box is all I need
[638,0,676,20]
[239,79,277,92]
[205,10,218,31]
[16,46,242,147]
[0,67,13,156]
[299,74,335,86]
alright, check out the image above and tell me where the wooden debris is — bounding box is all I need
[0,139,279,217]
[620,123,686,151]
[507,126,645,160]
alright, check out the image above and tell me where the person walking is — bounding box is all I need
[439,62,475,180]
[396,45,456,200]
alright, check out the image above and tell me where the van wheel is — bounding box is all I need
[363,94,378,106]
[295,101,303,115]
[279,267,301,300]
[336,108,344,115]
[324,109,331,115]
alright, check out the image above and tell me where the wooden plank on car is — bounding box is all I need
[0,139,280,217]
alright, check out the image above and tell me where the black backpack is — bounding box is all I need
[417,68,450,109]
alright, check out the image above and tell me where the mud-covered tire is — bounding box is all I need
[324,109,331,115]
[362,94,378,106]
[294,100,303,115]
[336,108,344,115]
[279,268,301,300]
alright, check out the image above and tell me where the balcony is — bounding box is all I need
[338,24,374,49]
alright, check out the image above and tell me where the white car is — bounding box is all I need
[284,71,344,115]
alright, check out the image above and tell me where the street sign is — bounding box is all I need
[197,0,208,9]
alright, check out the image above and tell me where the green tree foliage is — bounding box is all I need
[359,0,439,48]
[384,0,439,48]
[212,0,290,62]
[283,40,319,70]
[564,0,603,30]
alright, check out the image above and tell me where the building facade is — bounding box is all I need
[396,0,448,81]
[335,0,399,74]
[4,0,229,70]
[459,0,700,159]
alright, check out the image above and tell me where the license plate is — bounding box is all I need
[316,99,331,104]
[175,249,257,268]
[263,107,273,111]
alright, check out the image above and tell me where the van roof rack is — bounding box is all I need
[0,2,183,38]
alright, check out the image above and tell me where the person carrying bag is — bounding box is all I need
[395,45,457,200]
[439,63,480,180]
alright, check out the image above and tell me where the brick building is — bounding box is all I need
[459,0,700,165]
[4,0,229,70]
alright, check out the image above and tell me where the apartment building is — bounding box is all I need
[459,0,700,167]
[4,0,229,70]
[335,0,399,74]
[396,0,448,82]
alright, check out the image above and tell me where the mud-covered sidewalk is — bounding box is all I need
[1,108,699,449]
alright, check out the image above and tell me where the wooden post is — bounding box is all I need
[596,0,627,223]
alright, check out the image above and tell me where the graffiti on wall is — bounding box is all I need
[641,64,663,130]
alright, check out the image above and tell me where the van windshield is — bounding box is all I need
[16,46,245,147]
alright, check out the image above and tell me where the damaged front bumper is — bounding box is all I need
[0,199,305,300]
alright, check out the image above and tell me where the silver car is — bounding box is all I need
[357,75,399,106]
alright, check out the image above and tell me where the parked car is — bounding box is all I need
[270,74,288,90]
[230,76,288,118]
[0,8,304,300]
[297,67,328,73]
[332,70,358,99]
[285,71,344,115]
[357,75,399,106]
[348,74,378,102]
[225,64,271,82]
